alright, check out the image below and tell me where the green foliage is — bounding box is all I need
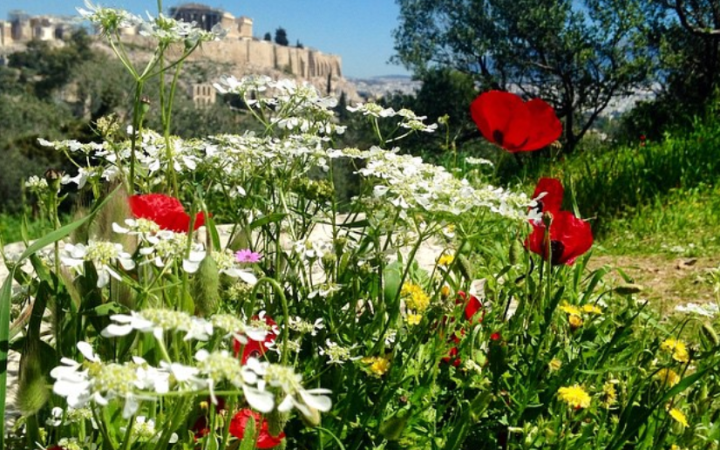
[601,182,720,257]
[275,27,289,46]
[393,0,653,153]
[9,29,94,99]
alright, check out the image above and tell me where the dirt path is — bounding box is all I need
[589,254,719,314]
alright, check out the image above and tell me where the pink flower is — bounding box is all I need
[235,249,262,263]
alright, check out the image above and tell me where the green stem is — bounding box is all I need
[250,277,290,364]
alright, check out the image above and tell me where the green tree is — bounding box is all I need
[274,27,289,46]
[264,32,272,41]
[9,28,95,99]
[620,0,720,138]
[393,0,652,153]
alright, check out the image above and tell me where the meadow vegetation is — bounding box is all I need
[1,1,720,450]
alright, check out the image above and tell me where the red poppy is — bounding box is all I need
[456,291,484,323]
[441,336,462,367]
[442,291,485,366]
[470,90,562,152]
[490,332,502,341]
[129,193,205,233]
[229,409,285,448]
[530,177,564,217]
[234,315,277,365]
[526,210,593,265]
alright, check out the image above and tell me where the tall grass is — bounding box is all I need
[512,114,720,236]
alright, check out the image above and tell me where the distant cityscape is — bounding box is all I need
[0,6,653,112]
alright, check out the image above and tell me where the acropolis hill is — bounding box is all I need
[0,3,360,103]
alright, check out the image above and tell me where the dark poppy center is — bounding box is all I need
[550,240,565,265]
[492,129,504,146]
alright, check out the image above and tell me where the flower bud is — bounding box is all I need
[140,96,151,115]
[192,255,221,317]
[267,409,290,436]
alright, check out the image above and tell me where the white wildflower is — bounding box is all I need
[288,316,325,336]
[61,241,135,288]
[318,340,359,365]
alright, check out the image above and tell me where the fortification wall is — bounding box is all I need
[184,38,342,79]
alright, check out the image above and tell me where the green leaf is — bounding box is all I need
[238,411,257,450]
[250,213,287,229]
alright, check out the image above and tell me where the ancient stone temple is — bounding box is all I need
[169,3,253,39]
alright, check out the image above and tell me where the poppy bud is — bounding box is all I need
[192,255,220,317]
[299,406,321,428]
[44,168,63,183]
[542,211,554,228]
[614,284,644,295]
[457,254,474,282]
[140,96,151,114]
[267,409,290,435]
[509,238,523,265]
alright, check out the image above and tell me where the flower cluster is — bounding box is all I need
[51,341,331,421]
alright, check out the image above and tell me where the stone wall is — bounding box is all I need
[185,38,342,79]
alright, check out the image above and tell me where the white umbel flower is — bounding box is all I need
[61,241,135,288]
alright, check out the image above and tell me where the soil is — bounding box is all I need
[588,254,719,314]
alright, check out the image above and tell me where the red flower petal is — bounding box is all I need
[531,177,564,217]
[470,91,562,152]
[456,291,484,323]
[129,193,205,233]
[234,315,277,365]
[522,98,563,151]
[229,409,285,449]
[526,211,593,265]
[441,345,461,367]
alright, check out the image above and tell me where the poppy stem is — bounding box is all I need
[251,277,290,365]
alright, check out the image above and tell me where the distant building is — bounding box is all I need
[190,83,217,107]
[0,10,76,46]
[169,3,253,39]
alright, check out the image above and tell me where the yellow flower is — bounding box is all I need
[668,408,688,427]
[559,302,582,316]
[440,285,451,299]
[661,338,690,363]
[568,315,583,329]
[602,382,617,408]
[362,356,390,377]
[406,313,422,326]
[582,304,603,315]
[437,254,454,267]
[548,358,562,372]
[671,445,684,450]
[557,385,591,409]
[656,368,680,388]
[401,282,430,312]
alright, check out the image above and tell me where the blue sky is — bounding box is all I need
[0,0,411,78]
